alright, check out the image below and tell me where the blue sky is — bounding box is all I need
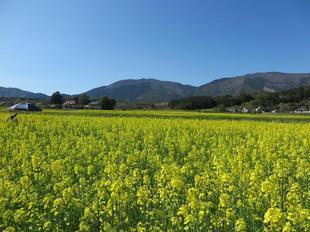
[0,0,309,94]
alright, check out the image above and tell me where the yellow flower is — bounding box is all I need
[235,218,246,232]
[170,178,184,190]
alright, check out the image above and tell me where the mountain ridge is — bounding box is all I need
[84,78,196,102]
[84,72,310,101]
[194,72,310,97]
[0,87,49,99]
[1,72,310,102]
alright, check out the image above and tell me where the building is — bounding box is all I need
[294,107,310,113]
[241,107,249,113]
[87,101,101,109]
[63,100,76,109]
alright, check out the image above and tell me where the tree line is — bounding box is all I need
[169,85,310,112]
[50,92,116,110]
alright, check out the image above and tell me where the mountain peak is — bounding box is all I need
[86,78,196,102]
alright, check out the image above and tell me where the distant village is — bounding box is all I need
[169,85,310,114]
[0,97,309,114]
[0,92,168,112]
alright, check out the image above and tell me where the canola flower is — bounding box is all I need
[0,112,309,231]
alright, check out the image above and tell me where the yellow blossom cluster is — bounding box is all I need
[0,112,309,231]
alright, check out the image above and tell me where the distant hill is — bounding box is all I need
[85,79,196,102]
[1,72,310,102]
[0,87,49,99]
[85,73,310,101]
[194,72,310,96]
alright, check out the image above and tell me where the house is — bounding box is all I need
[255,106,262,113]
[63,99,76,109]
[294,107,310,113]
[226,106,241,113]
[63,99,76,105]
[241,107,249,113]
[87,101,101,109]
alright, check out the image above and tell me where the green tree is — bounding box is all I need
[50,91,64,105]
[100,97,116,110]
[76,94,91,106]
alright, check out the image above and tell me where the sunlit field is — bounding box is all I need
[1,107,310,122]
[0,110,309,231]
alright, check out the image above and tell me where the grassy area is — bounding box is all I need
[1,108,310,123]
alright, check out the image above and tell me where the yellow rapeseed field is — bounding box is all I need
[0,111,309,231]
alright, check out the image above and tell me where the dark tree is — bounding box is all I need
[100,97,116,110]
[169,96,217,109]
[50,91,64,105]
[77,94,91,105]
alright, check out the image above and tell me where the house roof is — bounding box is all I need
[63,100,76,105]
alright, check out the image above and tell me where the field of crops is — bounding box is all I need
[0,110,309,231]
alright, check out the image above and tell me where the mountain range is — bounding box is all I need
[84,79,196,102]
[0,87,49,100]
[1,72,310,102]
